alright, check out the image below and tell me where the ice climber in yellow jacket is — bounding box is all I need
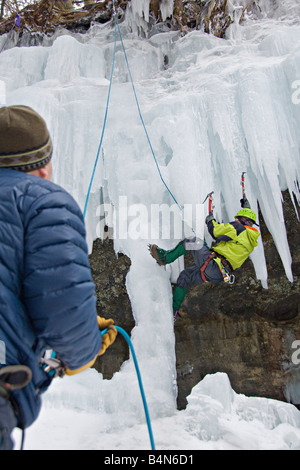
[150,199,260,318]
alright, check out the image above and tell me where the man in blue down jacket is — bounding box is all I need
[0,105,117,450]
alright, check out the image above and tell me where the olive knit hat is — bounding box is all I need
[0,105,53,172]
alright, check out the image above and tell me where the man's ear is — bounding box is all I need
[37,167,48,179]
[28,161,52,181]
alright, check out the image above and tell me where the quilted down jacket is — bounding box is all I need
[0,169,102,428]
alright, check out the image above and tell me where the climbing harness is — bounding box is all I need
[200,250,235,284]
[215,252,235,284]
[220,263,235,284]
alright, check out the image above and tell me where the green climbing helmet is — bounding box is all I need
[235,208,257,223]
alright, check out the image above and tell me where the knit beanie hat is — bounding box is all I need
[0,105,53,172]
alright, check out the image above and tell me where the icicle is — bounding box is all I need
[159,0,174,21]
[131,0,150,23]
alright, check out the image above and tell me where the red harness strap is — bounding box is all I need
[200,252,216,282]
[200,251,234,282]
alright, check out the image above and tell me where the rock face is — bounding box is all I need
[89,238,133,378]
[90,191,300,410]
[0,0,259,39]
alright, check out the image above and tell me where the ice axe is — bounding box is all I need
[203,191,214,213]
[241,172,246,198]
[240,172,248,206]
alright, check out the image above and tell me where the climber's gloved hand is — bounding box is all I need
[240,197,250,208]
[65,316,117,376]
[97,316,118,356]
[205,211,214,225]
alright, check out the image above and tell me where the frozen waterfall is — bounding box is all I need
[0,0,300,451]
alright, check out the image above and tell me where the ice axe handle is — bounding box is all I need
[241,172,246,198]
[203,191,214,213]
[208,194,213,213]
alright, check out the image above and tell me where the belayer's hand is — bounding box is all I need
[205,211,214,224]
[97,316,118,356]
[65,316,117,375]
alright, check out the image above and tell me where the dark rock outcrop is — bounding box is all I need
[0,0,258,39]
[89,238,133,378]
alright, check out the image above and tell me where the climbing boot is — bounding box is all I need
[149,244,168,266]
[149,241,187,266]
[172,285,188,314]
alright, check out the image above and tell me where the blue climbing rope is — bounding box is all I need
[113,12,209,243]
[83,5,206,243]
[83,2,183,217]
[113,16,183,212]
[83,11,117,219]
[102,325,156,451]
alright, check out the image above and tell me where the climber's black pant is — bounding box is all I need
[177,245,223,290]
